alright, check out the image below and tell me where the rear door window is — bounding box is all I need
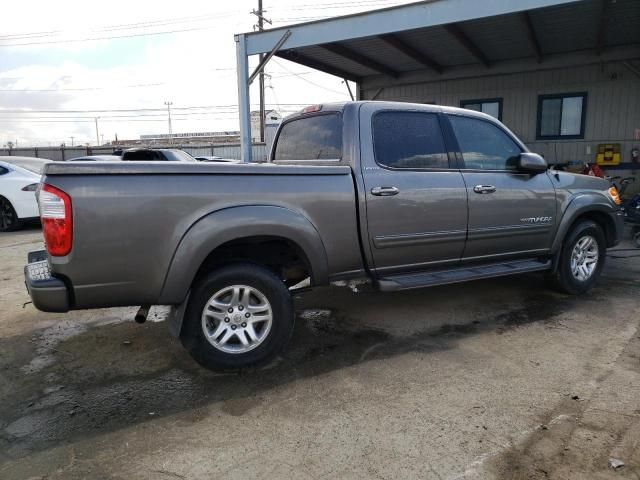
[273,114,342,161]
[372,111,449,169]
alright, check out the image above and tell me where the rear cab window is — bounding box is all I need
[272,113,342,162]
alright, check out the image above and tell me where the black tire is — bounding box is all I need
[0,196,23,232]
[545,220,606,294]
[180,263,294,370]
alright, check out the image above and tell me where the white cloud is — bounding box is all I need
[1,0,412,146]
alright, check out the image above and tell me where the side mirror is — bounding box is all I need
[517,152,547,173]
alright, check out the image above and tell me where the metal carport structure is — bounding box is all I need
[235,0,640,162]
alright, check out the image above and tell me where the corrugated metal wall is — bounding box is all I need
[0,144,268,162]
[364,61,640,167]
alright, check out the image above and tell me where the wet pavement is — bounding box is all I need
[1,226,639,479]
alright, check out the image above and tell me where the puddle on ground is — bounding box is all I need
[1,291,584,459]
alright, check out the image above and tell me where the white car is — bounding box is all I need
[0,156,49,232]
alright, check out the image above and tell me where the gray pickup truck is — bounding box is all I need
[25,101,624,370]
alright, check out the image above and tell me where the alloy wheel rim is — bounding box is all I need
[201,285,273,354]
[570,235,599,281]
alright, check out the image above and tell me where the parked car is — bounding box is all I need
[0,157,49,232]
[121,148,196,162]
[24,101,623,370]
[67,155,122,162]
[195,156,240,163]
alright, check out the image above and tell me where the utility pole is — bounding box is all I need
[101,133,104,145]
[70,136,75,147]
[164,101,173,145]
[95,117,100,145]
[252,2,271,143]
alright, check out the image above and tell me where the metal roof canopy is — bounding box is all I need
[235,0,640,161]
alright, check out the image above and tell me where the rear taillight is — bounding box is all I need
[39,184,72,256]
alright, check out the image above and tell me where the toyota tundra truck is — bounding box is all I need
[24,101,624,370]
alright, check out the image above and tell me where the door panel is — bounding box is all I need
[359,105,468,274]
[446,113,557,260]
[461,171,556,259]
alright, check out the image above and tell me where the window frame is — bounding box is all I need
[536,92,587,140]
[459,97,503,121]
[370,109,456,172]
[444,113,526,173]
[271,111,343,162]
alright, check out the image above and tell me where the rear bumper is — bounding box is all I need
[24,252,70,312]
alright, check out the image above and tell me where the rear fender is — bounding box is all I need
[159,205,328,305]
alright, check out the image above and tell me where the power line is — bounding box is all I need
[0,103,309,114]
[0,70,306,93]
[0,11,238,41]
[272,59,348,96]
[0,24,219,47]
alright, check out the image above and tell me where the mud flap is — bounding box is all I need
[168,291,190,338]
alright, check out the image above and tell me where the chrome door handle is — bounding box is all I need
[371,186,399,196]
[473,185,496,194]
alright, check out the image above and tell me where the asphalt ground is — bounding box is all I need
[1,225,639,479]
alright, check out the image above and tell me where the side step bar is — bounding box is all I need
[377,259,552,292]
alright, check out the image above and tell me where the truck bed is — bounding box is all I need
[41,161,363,309]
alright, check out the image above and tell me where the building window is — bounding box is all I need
[537,92,587,140]
[460,98,502,120]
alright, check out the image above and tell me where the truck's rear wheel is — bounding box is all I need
[546,220,606,294]
[181,263,294,370]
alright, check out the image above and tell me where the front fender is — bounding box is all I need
[550,192,618,253]
[159,205,329,304]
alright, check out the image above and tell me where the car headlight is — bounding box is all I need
[608,186,621,205]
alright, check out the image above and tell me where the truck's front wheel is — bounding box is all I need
[181,263,294,370]
[546,220,606,295]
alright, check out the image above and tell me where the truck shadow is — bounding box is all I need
[0,274,619,460]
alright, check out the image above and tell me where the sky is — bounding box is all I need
[1,0,413,146]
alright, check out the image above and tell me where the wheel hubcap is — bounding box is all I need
[201,285,273,354]
[570,235,599,281]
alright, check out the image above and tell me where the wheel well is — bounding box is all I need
[195,236,313,287]
[573,211,615,247]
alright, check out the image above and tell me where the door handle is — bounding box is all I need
[473,185,496,194]
[371,186,399,196]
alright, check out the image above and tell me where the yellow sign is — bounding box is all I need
[596,143,621,166]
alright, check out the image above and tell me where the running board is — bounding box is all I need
[377,259,551,291]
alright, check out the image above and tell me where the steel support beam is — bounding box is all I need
[596,0,611,55]
[379,34,443,74]
[276,50,362,82]
[444,23,490,68]
[320,42,399,78]
[235,34,252,163]
[244,0,581,56]
[521,12,543,63]
[249,30,292,85]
